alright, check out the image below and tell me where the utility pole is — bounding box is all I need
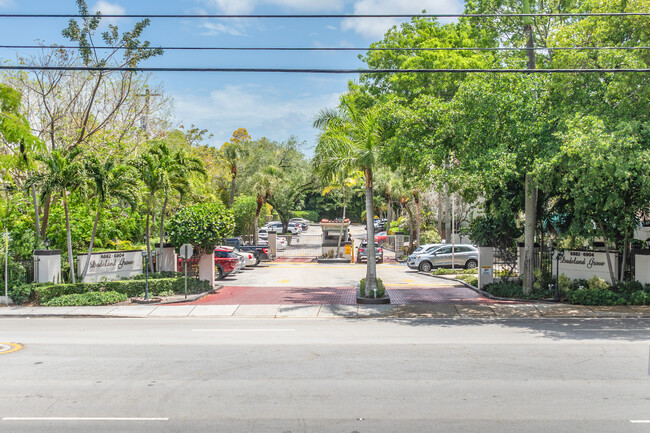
[522,0,538,293]
[136,88,161,138]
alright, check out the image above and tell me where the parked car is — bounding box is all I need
[289,218,309,230]
[374,231,388,243]
[220,246,259,267]
[357,241,384,264]
[412,243,444,255]
[176,247,240,280]
[264,222,301,235]
[288,222,303,234]
[407,244,478,272]
[374,219,387,231]
[223,237,270,261]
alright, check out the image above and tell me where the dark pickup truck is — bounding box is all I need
[223,237,272,260]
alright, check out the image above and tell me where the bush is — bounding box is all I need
[360,277,386,298]
[168,202,235,255]
[588,276,610,291]
[614,280,643,296]
[420,229,441,244]
[432,268,477,275]
[9,284,31,305]
[482,280,551,300]
[44,291,127,306]
[291,210,319,223]
[128,271,182,280]
[29,277,210,304]
[566,288,625,306]
[456,275,478,287]
[629,291,649,305]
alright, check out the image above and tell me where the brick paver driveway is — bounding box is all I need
[189,259,494,305]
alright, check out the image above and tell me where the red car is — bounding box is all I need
[177,247,240,280]
[374,231,388,243]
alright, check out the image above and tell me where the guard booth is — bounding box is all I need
[320,221,353,261]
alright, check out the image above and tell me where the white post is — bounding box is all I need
[198,251,215,289]
[478,246,494,289]
[268,231,277,260]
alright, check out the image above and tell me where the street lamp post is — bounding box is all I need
[555,250,565,302]
[43,238,51,250]
[4,229,9,306]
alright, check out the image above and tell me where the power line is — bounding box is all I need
[1,45,649,52]
[0,13,648,18]
[0,66,648,73]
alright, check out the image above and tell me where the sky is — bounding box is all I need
[0,0,464,154]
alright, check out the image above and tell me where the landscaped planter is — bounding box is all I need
[356,284,390,304]
[317,257,350,264]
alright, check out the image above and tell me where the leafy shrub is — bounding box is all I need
[168,202,235,255]
[456,275,478,287]
[0,257,27,287]
[30,277,210,304]
[629,291,649,305]
[360,277,386,298]
[420,229,441,244]
[9,284,31,305]
[614,280,643,296]
[44,291,127,306]
[566,288,624,306]
[482,280,551,300]
[570,278,590,291]
[128,271,182,280]
[558,274,572,292]
[291,210,319,223]
[432,268,477,275]
[533,269,555,293]
[588,276,610,291]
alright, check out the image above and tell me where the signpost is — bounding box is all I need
[4,230,9,306]
[179,244,194,299]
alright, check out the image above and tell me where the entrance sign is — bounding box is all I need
[179,244,194,259]
[553,250,618,285]
[77,250,143,283]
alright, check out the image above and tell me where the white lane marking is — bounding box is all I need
[572,329,650,331]
[630,420,650,423]
[192,329,295,332]
[2,417,168,421]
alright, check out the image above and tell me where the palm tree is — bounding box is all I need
[219,141,247,208]
[80,156,138,280]
[314,94,384,297]
[246,167,279,244]
[149,143,206,262]
[26,148,84,283]
[134,148,164,272]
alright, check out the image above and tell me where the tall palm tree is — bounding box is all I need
[134,148,164,272]
[219,141,246,208]
[246,167,279,244]
[80,156,138,280]
[149,143,206,261]
[314,94,384,296]
[26,148,84,283]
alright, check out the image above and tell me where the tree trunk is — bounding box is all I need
[444,186,451,243]
[523,173,538,294]
[146,196,154,273]
[620,231,629,283]
[413,189,421,245]
[31,185,40,240]
[81,206,101,281]
[386,194,393,235]
[363,168,378,297]
[228,173,236,208]
[63,190,76,284]
[598,220,617,285]
[437,190,443,239]
[336,190,347,258]
[158,195,168,271]
[405,203,415,251]
[40,194,51,239]
[253,195,264,245]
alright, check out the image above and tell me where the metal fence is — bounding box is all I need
[492,245,553,281]
[278,234,322,257]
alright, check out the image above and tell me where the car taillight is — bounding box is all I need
[378,248,382,252]
[263,248,269,254]
[359,248,365,252]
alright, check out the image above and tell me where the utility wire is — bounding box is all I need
[1,45,649,52]
[0,13,649,18]
[0,66,648,73]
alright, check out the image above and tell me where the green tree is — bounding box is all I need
[219,128,251,208]
[26,148,85,283]
[80,156,138,280]
[168,202,235,255]
[314,93,385,296]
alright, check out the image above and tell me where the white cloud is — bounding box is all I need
[199,21,246,36]
[0,0,15,8]
[91,1,126,24]
[342,0,464,38]
[204,0,256,14]
[173,84,340,149]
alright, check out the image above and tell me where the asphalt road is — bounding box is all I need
[1,317,649,432]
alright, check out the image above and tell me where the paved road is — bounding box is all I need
[0,317,648,432]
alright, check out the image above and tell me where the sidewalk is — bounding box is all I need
[0,303,648,319]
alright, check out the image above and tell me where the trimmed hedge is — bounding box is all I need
[44,291,127,306]
[29,277,210,304]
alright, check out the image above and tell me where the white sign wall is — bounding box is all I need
[552,250,618,285]
[77,250,143,283]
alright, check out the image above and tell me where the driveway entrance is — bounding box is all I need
[277,225,322,258]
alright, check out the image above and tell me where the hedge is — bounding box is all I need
[29,277,211,304]
[44,291,128,306]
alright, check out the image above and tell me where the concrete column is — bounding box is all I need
[478,246,494,289]
[33,249,62,284]
[155,244,177,272]
[634,250,650,284]
[268,231,277,260]
[198,252,215,289]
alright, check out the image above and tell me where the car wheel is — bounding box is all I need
[378,258,383,264]
[254,256,260,266]
[215,266,224,280]
[465,259,478,270]
[418,261,432,272]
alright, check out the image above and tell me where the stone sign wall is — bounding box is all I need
[77,250,143,283]
[552,250,618,285]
